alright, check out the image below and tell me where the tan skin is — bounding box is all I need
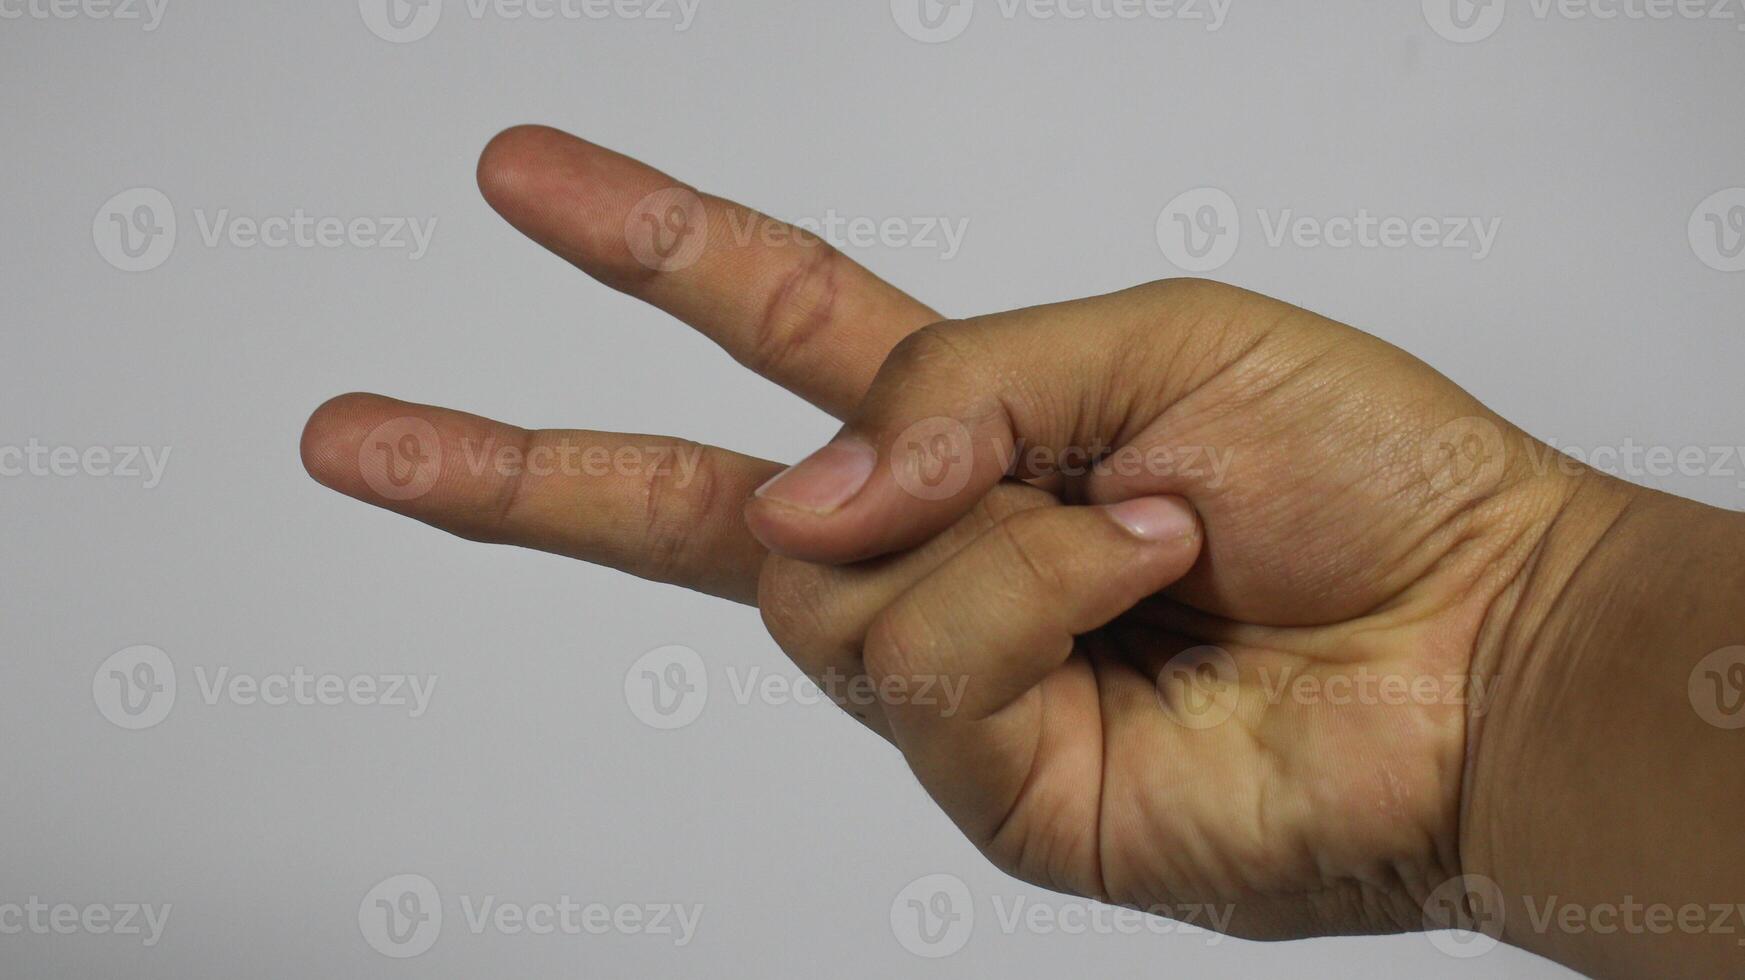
[302,125,1745,978]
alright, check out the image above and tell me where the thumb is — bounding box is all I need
[743,280,1254,564]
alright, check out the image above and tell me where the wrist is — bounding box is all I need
[1460,469,1745,977]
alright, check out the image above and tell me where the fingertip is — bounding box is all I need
[1104,495,1200,545]
[742,497,871,564]
[300,391,383,490]
[476,123,568,217]
[474,123,688,289]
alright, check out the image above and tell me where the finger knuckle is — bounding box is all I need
[989,511,1068,596]
[881,321,984,386]
[744,240,844,379]
[479,429,539,542]
[864,603,944,689]
[975,483,1055,526]
[637,442,721,584]
[1142,275,1237,306]
[756,556,836,660]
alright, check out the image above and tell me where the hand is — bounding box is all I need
[739,275,1612,939]
[300,125,1735,976]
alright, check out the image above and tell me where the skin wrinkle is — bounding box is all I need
[746,238,843,380]
[1457,477,1624,906]
[980,692,1049,844]
[640,439,718,585]
[487,425,539,537]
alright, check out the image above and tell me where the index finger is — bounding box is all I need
[477,125,941,417]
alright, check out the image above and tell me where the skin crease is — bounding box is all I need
[301,125,1743,978]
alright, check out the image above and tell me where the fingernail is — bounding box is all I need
[1106,496,1198,542]
[754,438,878,514]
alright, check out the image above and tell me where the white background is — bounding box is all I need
[4,0,1744,976]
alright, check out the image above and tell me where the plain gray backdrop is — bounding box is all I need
[5,0,1744,976]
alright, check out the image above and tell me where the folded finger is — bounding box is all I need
[863,496,1202,841]
[758,482,1057,739]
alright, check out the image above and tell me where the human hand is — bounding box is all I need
[738,270,1611,939]
[302,125,1726,972]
